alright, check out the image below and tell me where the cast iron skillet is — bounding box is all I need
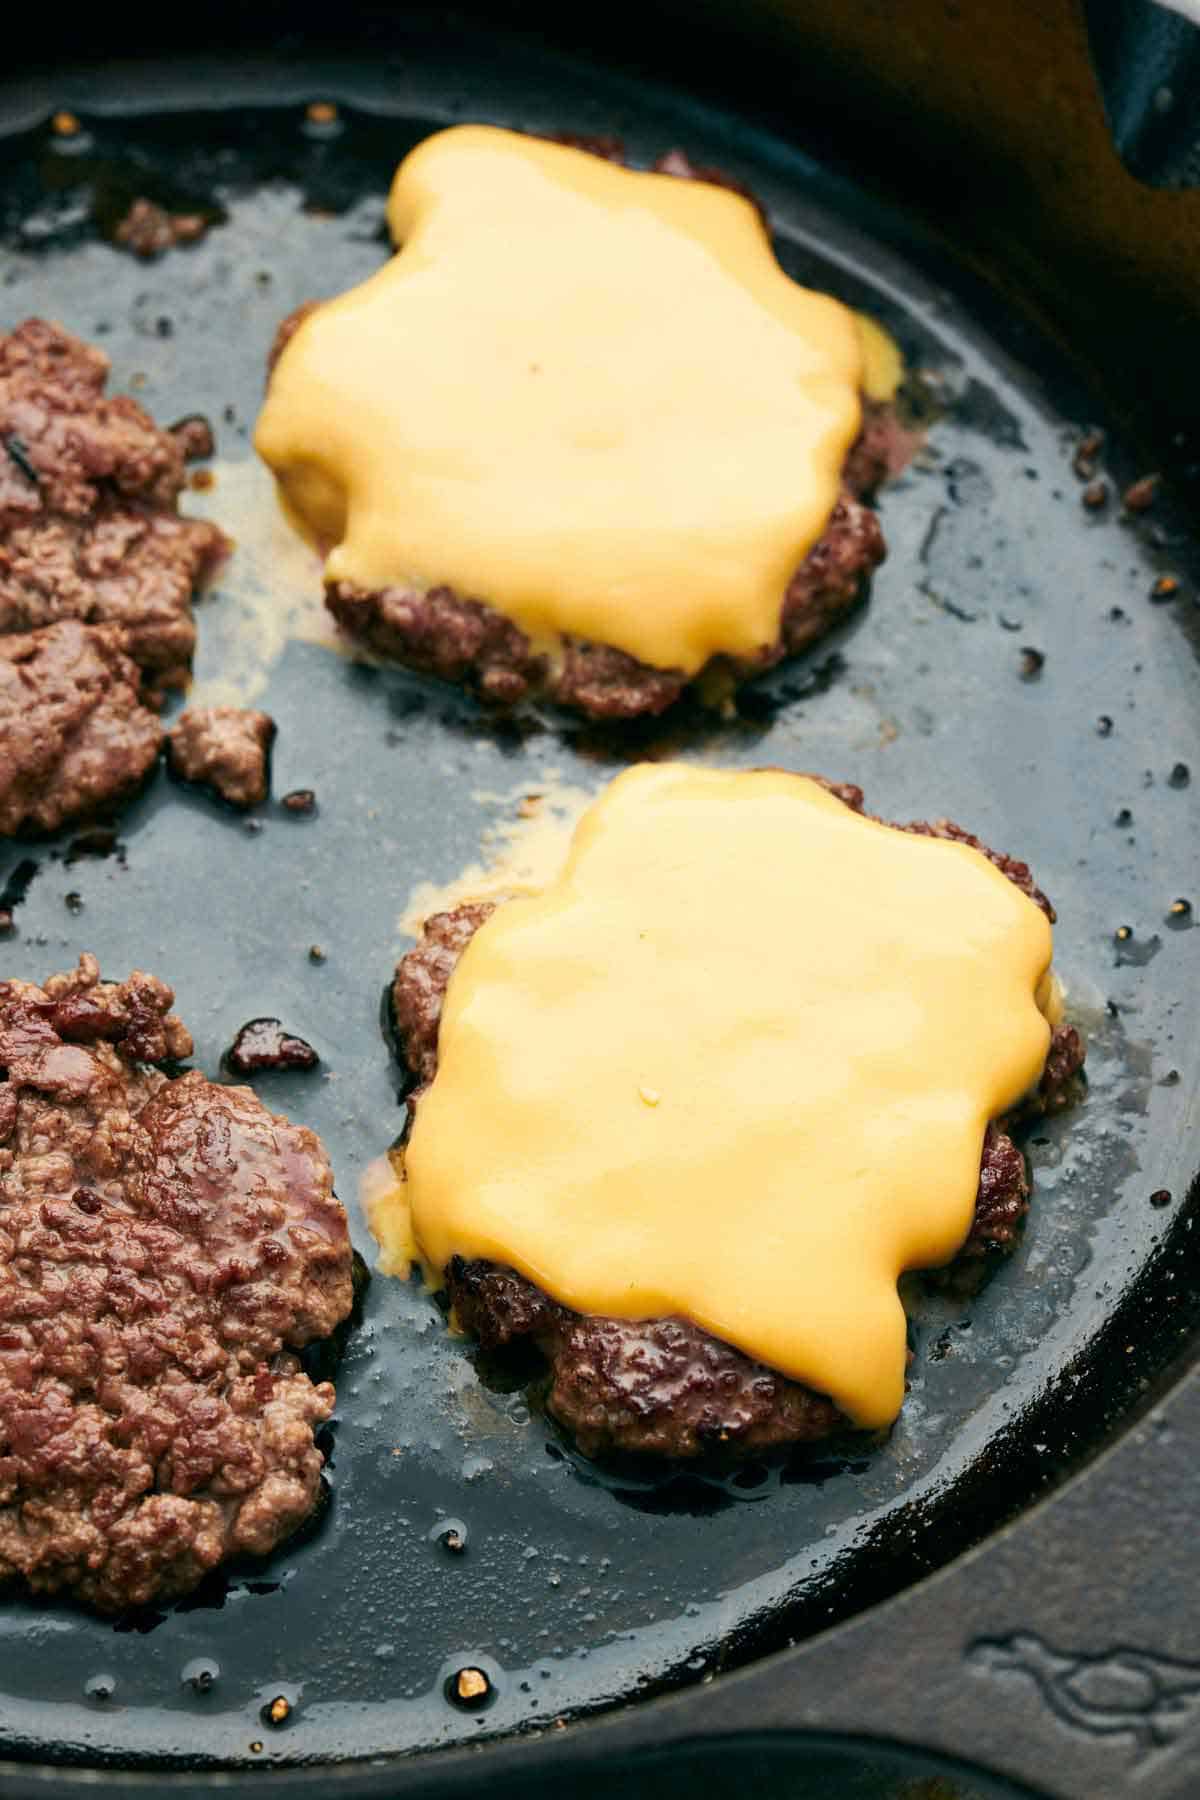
[1,4,1199,1795]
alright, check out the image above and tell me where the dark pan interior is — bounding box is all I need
[1,11,1199,1775]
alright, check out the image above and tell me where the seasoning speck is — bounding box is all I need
[1166,898,1193,932]
[308,944,326,964]
[282,788,317,815]
[1150,1189,1172,1209]
[1168,763,1190,789]
[449,1667,492,1709]
[1114,925,1132,942]
[638,1084,662,1107]
[1096,715,1113,737]
[1018,646,1044,681]
[0,909,14,936]
[307,101,339,125]
[263,1695,291,1727]
[1082,479,1108,510]
[64,891,83,914]
[51,111,80,137]
[1151,575,1179,601]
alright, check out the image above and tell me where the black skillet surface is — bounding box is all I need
[1,8,1199,1783]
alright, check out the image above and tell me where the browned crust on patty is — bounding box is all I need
[390,783,1085,1459]
[0,619,164,838]
[0,954,354,1610]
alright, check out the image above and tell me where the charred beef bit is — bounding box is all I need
[284,141,892,722]
[0,953,353,1611]
[392,790,1084,1459]
[169,413,216,463]
[167,707,275,810]
[225,1018,319,1076]
[113,198,211,260]
[1122,473,1159,513]
[0,319,227,687]
[0,620,163,838]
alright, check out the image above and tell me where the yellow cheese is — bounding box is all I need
[403,765,1054,1429]
[255,125,864,676]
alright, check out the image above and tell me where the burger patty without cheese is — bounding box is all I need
[0,318,229,837]
[0,955,354,1609]
[1,319,226,688]
[390,783,1084,1459]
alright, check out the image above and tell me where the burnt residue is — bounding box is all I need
[223,1017,320,1076]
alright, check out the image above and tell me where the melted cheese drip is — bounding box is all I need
[255,125,864,676]
[404,765,1054,1428]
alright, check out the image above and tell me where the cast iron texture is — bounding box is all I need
[0,9,1198,1788]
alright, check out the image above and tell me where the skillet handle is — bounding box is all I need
[1084,0,1200,185]
[709,1348,1200,1798]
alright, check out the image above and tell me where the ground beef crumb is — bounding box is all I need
[225,1019,319,1076]
[113,199,212,259]
[167,707,275,810]
[391,785,1085,1459]
[0,319,227,688]
[0,620,163,838]
[0,954,353,1610]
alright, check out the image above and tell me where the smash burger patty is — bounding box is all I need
[390,785,1084,1459]
[0,955,353,1609]
[266,141,892,721]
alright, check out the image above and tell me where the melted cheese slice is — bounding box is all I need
[405,765,1054,1428]
[254,125,864,675]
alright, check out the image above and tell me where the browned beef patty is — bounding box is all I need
[268,142,890,720]
[167,706,276,810]
[0,318,227,688]
[0,954,354,1610]
[390,785,1085,1459]
[0,619,164,838]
